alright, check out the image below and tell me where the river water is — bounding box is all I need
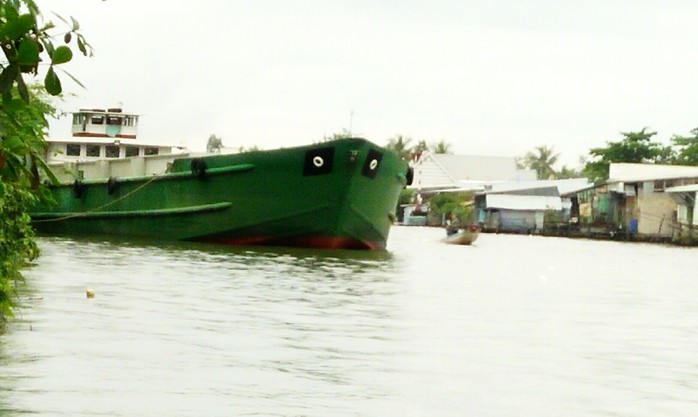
[1,226,697,417]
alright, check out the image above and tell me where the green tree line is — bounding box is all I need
[385,134,452,160]
[1,0,91,325]
[519,127,698,182]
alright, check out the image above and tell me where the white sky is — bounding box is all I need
[35,0,698,168]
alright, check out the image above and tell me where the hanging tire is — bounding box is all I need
[73,179,84,198]
[406,167,414,186]
[191,158,207,177]
[107,177,118,195]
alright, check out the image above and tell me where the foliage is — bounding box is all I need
[321,129,352,142]
[385,134,413,160]
[0,0,91,321]
[556,164,581,179]
[0,1,92,98]
[670,127,698,166]
[237,145,260,153]
[206,134,223,153]
[397,188,413,205]
[413,139,428,154]
[521,145,559,180]
[428,191,473,223]
[582,128,672,182]
[431,140,452,154]
[386,135,453,159]
[0,180,38,321]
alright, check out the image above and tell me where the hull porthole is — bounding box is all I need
[361,149,383,179]
[303,146,335,176]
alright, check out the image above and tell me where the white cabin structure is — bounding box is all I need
[44,108,188,182]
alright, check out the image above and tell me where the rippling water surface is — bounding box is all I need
[2,227,698,416]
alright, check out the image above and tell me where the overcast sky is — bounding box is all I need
[35,0,698,167]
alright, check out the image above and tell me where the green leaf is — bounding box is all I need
[51,46,73,65]
[51,12,70,26]
[1,135,26,153]
[17,39,40,65]
[4,3,19,21]
[44,40,55,56]
[56,67,86,89]
[71,16,80,31]
[77,37,86,56]
[34,154,60,185]
[3,14,35,40]
[4,98,25,112]
[0,64,19,94]
[44,66,62,95]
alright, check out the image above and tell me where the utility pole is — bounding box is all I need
[349,109,354,136]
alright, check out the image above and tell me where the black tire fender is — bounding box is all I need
[73,179,84,199]
[406,167,414,186]
[107,177,118,195]
[191,158,207,177]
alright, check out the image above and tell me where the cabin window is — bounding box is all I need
[106,116,122,125]
[91,115,105,125]
[123,116,136,127]
[106,145,120,158]
[86,145,100,157]
[125,146,139,157]
[72,114,86,125]
[66,144,81,156]
[144,147,159,156]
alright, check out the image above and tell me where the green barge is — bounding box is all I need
[31,108,411,249]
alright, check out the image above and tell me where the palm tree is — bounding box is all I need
[386,134,413,160]
[206,134,223,153]
[432,140,452,154]
[523,145,559,179]
[413,139,429,153]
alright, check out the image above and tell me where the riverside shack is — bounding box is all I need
[564,163,698,240]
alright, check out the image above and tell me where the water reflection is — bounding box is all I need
[3,236,404,416]
[3,230,698,417]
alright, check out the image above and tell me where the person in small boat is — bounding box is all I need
[446,213,460,236]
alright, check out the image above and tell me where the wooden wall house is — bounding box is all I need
[565,163,698,239]
[475,179,592,234]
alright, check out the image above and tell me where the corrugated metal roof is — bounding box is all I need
[609,163,698,182]
[484,178,591,195]
[666,184,698,193]
[485,194,562,211]
[432,154,518,181]
[410,152,529,189]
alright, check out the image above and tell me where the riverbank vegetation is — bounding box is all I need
[520,127,698,182]
[1,0,91,324]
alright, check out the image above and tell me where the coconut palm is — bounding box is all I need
[386,134,413,160]
[432,140,452,154]
[523,145,559,179]
[206,134,224,153]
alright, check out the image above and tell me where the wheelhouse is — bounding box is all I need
[43,107,189,181]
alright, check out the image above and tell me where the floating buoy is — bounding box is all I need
[86,289,95,299]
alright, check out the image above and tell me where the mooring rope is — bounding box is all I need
[32,175,161,223]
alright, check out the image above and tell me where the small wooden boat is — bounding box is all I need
[442,225,479,245]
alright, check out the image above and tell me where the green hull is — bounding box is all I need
[31,138,410,250]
